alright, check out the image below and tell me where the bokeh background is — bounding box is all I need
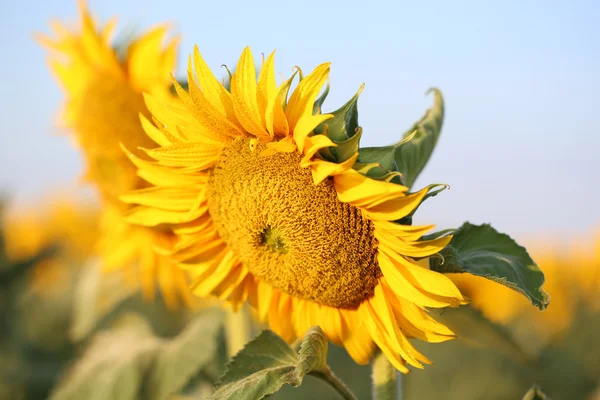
[1,1,599,400]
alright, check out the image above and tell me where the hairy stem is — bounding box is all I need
[310,370,358,400]
[372,351,398,400]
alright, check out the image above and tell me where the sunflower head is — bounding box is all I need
[38,0,178,204]
[120,45,471,372]
[40,2,203,310]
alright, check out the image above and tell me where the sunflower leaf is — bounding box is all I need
[430,222,550,310]
[211,326,340,400]
[145,308,224,400]
[297,326,329,375]
[358,88,444,188]
[522,384,550,400]
[210,330,299,400]
[50,316,161,400]
[393,88,444,188]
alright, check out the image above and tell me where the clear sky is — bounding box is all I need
[0,0,598,239]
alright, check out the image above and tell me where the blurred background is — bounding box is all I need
[0,1,599,399]
[1,0,599,236]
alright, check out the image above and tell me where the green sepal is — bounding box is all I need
[312,81,330,115]
[358,88,444,188]
[316,83,364,142]
[325,127,363,163]
[430,222,550,310]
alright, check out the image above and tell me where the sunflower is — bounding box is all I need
[4,196,99,294]
[121,46,467,371]
[39,1,195,308]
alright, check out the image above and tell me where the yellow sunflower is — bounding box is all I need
[39,1,195,308]
[121,46,467,371]
[570,230,600,311]
[4,196,98,294]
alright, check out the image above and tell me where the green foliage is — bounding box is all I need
[50,316,162,400]
[430,222,550,310]
[405,307,600,399]
[211,326,355,400]
[51,309,225,400]
[358,89,444,187]
[146,309,224,400]
[314,84,364,164]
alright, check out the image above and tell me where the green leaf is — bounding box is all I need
[210,330,299,400]
[296,325,329,375]
[211,326,342,400]
[69,260,138,342]
[358,88,444,188]
[50,317,161,400]
[394,88,444,188]
[430,222,550,310]
[522,384,550,400]
[146,308,224,400]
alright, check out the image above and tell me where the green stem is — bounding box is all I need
[310,370,358,400]
[372,351,398,400]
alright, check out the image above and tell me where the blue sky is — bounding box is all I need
[0,0,598,239]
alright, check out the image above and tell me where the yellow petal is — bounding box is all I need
[266,72,297,137]
[124,205,205,226]
[144,142,222,169]
[192,46,239,126]
[374,224,452,258]
[334,169,409,207]
[380,244,465,305]
[139,114,173,147]
[301,134,336,164]
[339,310,375,365]
[370,286,427,367]
[384,283,455,342]
[359,303,410,373]
[293,114,333,153]
[378,251,456,308]
[308,153,358,185]
[120,186,203,211]
[256,51,277,133]
[286,62,331,132]
[230,47,269,138]
[362,186,430,221]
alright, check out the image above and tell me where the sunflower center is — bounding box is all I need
[207,138,381,308]
[74,75,156,203]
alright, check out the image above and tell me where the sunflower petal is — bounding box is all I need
[230,47,269,138]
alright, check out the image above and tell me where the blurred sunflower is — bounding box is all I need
[38,1,196,308]
[4,197,98,294]
[121,46,468,371]
[570,231,600,311]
